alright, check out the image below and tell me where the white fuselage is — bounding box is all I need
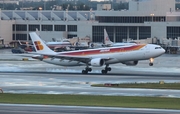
[42,44,165,67]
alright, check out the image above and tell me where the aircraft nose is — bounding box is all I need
[161,48,165,54]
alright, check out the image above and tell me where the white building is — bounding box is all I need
[97,4,111,10]
[0,0,179,45]
[129,0,175,12]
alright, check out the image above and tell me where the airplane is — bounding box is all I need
[28,32,165,74]
[103,28,136,47]
[35,28,72,50]
[45,40,72,52]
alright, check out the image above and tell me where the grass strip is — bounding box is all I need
[0,93,180,109]
[91,83,180,90]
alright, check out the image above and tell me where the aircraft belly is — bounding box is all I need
[90,52,145,65]
[43,59,84,66]
[117,51,145,61]
[144,51,162,59]
[95,53,120,64]
[105,58,119,64]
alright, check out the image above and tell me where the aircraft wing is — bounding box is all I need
[27,52,111,63]
[54,55,112,63]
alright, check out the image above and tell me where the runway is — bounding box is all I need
[0,52,180,113]
[1,72,179,114]
[0,54,180,97]
[1,71,180,97]
[0,104,180,114]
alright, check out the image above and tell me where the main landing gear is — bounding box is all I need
[82,66,92,74]
[101,65,111,74]
[149,58,154,66]
[81,65,111,74]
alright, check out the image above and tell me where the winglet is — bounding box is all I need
[29,32,56,55]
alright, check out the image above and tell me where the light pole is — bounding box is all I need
[39,7,42,21]
[44,1,46,10]
[0,9,1,20]
[74,0,77,10]
[3,0,4,10]
[150,13,154,22]
[0,9,1,42]
[90,8,93,21]
[22,0,24,9]
[85,14,88,20]
[66,4,69,21]
[66,9,68,21]
[110,0,113,10]
[83,5,85,10]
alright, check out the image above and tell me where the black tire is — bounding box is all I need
[82,70,88,74]
[101,70,107,74]
[88,68,92,72]
[149,63,153,66]
[107,67,111,71]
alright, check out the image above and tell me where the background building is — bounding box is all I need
[0,0,178,47]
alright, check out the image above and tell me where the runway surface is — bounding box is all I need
[1,71,180,97]
[0,50,180,113]
[0,104,180,114]
[0,53,180,97]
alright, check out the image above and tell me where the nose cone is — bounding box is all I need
[161,48,166,54]
[155,46,165,56]
[147,44,166,58]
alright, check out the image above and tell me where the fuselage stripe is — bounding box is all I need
[57,44,146,56]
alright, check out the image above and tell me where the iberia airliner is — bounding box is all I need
[29,32,165,74]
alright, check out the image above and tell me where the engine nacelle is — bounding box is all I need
[122,61,138,66]
[90,58,104,67]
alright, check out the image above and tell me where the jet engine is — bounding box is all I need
[122,61,138,66]
[90,58,104,67]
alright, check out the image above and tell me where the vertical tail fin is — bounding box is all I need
[29,32,56,54]
[18,40,23,45]
[104,29,113,45]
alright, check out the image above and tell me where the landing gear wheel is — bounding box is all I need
[105,64,111,71]
[82,70,88,74]
[149,63,153,66]
[149,58,154,66]
[87,68,92,72]
[106,67,111,71]
[101,70,107,74]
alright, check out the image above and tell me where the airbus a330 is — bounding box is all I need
[28,32,165,74]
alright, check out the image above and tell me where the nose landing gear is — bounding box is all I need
[149,58,154,66]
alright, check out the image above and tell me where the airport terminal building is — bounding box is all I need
[0,0,179,45]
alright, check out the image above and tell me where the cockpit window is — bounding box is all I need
[155,47,162,49]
